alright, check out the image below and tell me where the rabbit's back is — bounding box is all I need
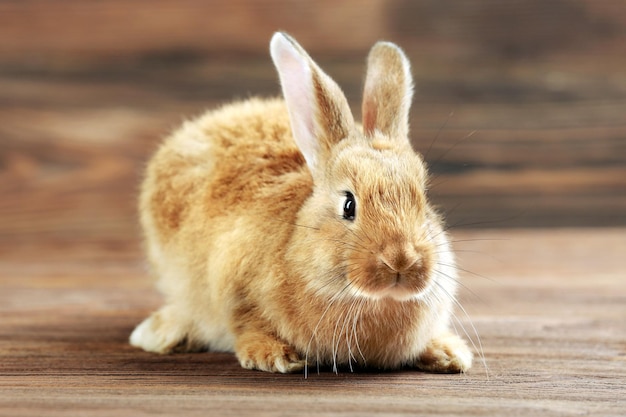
[140,97,310,246]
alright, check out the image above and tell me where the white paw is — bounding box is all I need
[453,343,474,371]
[130,316,160,352]
[130,314,183,354]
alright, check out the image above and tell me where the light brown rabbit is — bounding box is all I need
[130,32,473,374]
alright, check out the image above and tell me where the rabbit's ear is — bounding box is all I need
[362,42,413,140]
[270,32,354,174]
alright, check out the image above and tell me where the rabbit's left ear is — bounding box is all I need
[270,32,354,175]
[362,42,413,140]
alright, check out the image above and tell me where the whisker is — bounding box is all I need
[336,221,375,252]
[352,298,367,365]
[452,249,506,265]
[270,218,321,231]
[428,176,452,190]
[433,280,488,377]
[424,110,455,161]
[436,262,498,284]
[331,302,345,374]
[304,282,352,378]
[342,298,360,372]
[433,267,484,302]
[444,210,527,230]
[433,129,477,166]
[446,238,510,245]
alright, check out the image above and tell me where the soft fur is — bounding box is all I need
[130,32,473,374]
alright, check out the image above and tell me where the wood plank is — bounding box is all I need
[0,0,624,64]
[0,0,387,60]
[2,74,624,231]
[1,229,624,416]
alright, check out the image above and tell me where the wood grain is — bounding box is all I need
[1,2,625,232]
[1,229,624,416]
[1,0,625,60]
[1,67,625,236]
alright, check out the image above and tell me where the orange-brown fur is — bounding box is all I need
[130,33,472,374]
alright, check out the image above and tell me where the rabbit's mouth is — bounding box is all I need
[348,269,431,301]
[381,274,430,301]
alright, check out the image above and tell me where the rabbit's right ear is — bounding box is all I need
[270,32,354,175]
[362,41,413,141]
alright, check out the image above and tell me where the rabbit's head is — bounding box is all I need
[272,33,449,302]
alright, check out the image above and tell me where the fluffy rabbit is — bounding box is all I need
[130,32,473,374]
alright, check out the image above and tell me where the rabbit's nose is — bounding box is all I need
[379,243,422,274]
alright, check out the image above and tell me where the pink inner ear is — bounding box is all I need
[362,96,377,136]
[270,33,319,171]
[278,52,315,132]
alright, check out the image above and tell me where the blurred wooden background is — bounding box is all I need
[1,0,625,260]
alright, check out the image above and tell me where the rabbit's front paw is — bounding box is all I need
[130,306,189,354]
[415,332,473,373]
[235,333,305,373]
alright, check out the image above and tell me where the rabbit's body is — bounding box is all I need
[131,33,473,374]
[136,98,305,356]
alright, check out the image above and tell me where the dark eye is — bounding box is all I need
[343,192,356,221]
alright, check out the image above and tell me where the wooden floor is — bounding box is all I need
[1,228,625,416]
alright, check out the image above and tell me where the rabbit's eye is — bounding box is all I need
[343,192,356,221]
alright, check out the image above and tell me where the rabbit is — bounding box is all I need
[130,31,473,374]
